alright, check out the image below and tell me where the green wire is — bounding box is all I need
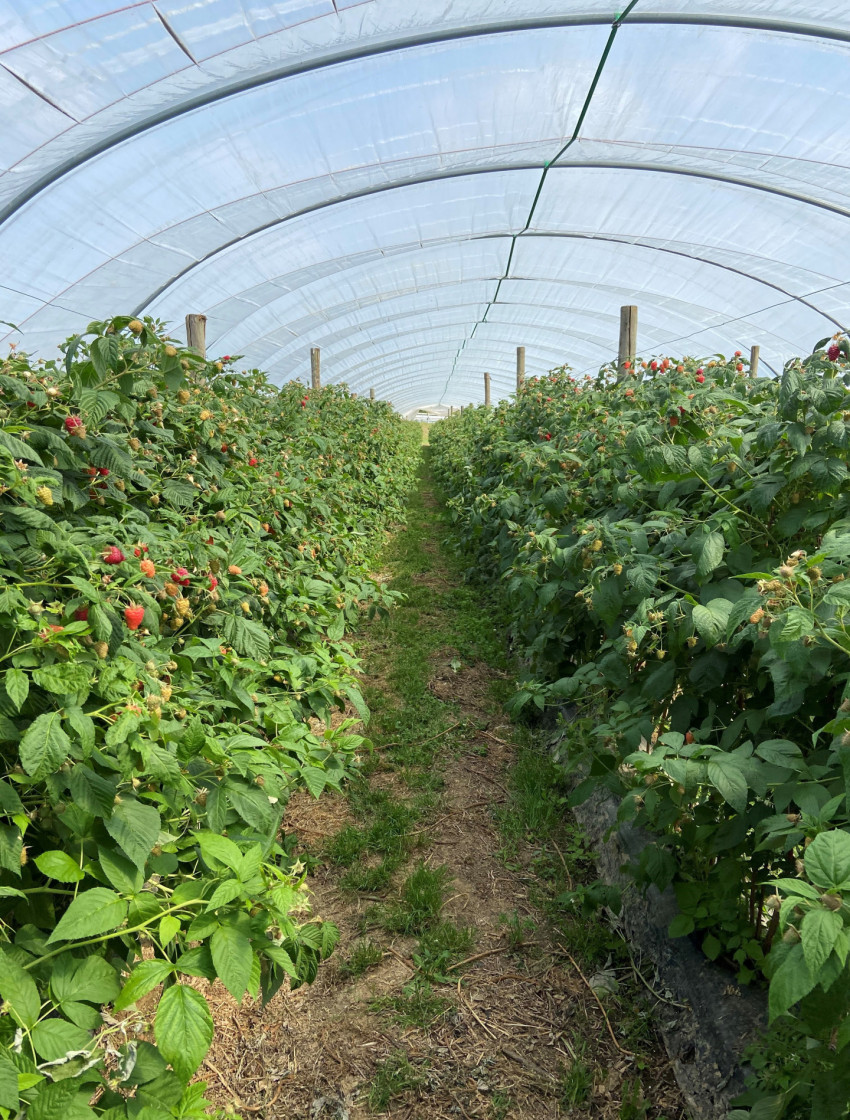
[439,0,641,402]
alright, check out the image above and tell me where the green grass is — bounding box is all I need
[367,1050,425,1112]
[414,920,475,978]
[339,939,384,978]
[378,862,451,934]
[372,978,452,1030]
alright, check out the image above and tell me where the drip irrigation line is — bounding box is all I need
[438,2,641,406]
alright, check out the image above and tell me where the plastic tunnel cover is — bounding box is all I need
[0,2,848,408]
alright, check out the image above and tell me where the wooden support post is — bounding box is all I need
[370,387,375,401]
[617,305,638,380]
[449,406,454,416]
[749,345,760,377]
[516,346,525,392]
[310,347,321,390]
[185,314,207,358]
[484,372,491,406]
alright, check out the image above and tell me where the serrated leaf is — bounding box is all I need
[159,915,181,946]
[32,662,91,695]
[47,888,127,944]
[154,984,213,1082]
[5,668,28,711]
[104,798,160,870]
[805,829,850,890]
[707,757,749,812]
[68,764,116,817]
[114,959,174,1011]
[196,832,242,871]
[19,711,70,778]
[52,954,120,1005]
[34,849,84,883]
[0,1050,19,1111]
[31,1019,92,1061]
[210,924,253,1001]
[0,948,41,1028]
[800,908,843,975]
[694,532,725,579]
[768,943,816,1021]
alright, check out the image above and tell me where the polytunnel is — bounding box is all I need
[1,2,849,411]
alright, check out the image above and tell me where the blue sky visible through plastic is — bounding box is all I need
[0,2,848,410]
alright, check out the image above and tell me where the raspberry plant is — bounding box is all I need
[432,344,850,1118]
[0,317,418,1119]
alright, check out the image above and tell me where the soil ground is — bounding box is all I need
[196,449,690,1120]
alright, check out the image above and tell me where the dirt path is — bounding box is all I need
[197,455,689,1120]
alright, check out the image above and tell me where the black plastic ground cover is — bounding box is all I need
[550,729,767,1120]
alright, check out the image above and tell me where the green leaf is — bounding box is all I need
[196,832,242,871]
[301,765,328,799]
[154,984,213,1082]
[159,915,181,946]
[0,1050,19,1112]
[707,758,749,812]
[667,914,695,938]
[31,1019,93,1061]
[65,708,95,756]
[52,955,120,1005]
[68,764,116,817]
[692,599,732,647]
[19,711,71,778]
[47,888,127,944]
[5,667,28,711]
[694,532,725,579]
[805,829,850,890]
[0,823,22,876]
[114,959,174,1011]
[205,879,242,911]
[32,662,91,695]
[34,849,85,883]
[800,908,844,975]
[754,739,804,769]
[210,923,254,1001]
[104,798,161,870]
[104,709,141,748]
[768,943,816,1021]
[0,948,41,1028]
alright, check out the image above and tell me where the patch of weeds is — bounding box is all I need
[401,768,444,793]
[339,939,384,978]
[340,859,399,894]
[496,747,568,842]
[380,862,451,934]
[499,909,537,951]
[489,1091,512,1120]
[373,978,452,1030]
[367,1050,425,1113]
[324,825,368,867]
[560,1044,593,1108]
[414,920,475,979]
[619,1079,651,1119]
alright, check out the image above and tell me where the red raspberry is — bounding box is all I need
[64,416,83,432]
[249,457,258,466]
[172,567,190,586]
[695,374,705,384]
[98,467,109,477]
[102,546,125,565]
[124,605,145,631]
[828,343,840,361]
[208,576,219,591]
[74,606,89,621]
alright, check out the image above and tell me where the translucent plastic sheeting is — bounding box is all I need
[1,3,849,408]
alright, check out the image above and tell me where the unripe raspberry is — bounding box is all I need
[177,389,190,404]
[128,319,143,335]
[164,345,177,357]
[94,641,109,659]
[35,485,53,506]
